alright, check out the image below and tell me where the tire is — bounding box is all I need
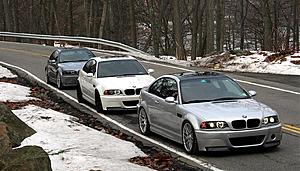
[56,73,64,89]
[77,82,84,103]
[138,108,151,135]
[95,91,103,113]
[182,121,198,154]
[45,70,50,84]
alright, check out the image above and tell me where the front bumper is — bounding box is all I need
[195,124,282,151]
[100,95,139,110]
[61,75,78,87]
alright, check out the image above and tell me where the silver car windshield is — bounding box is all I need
[181,77,250,104]
[97,60,148,78]
[59,50,94,63]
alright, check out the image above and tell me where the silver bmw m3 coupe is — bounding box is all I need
[138,72,282,154]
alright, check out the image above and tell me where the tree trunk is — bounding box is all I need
[68,0,74,35]
[293,0,299,51]
[216,0,224,52]
[205,0,214,54]
[240,0,244,50]
[148,0,160,58]
[191,0,200,60]
[172,0,186,60]
[273,0,279,51]
[3,0,11,31]
[262,0,273,51]
[129,0,137,47]
[98,0,108,49]
[84,0,90,36]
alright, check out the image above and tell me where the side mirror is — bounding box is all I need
[148,69,154,74]
[86,73,93,77]
[48,60,56,64]
[165,96,176,103]
[248,90,257,97]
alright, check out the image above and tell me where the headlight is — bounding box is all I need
[103,89,123,95]
[200,121,228,129]
[62,70,78,75]
[262,116,279,125]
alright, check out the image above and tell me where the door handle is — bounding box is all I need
[154,100,159,104]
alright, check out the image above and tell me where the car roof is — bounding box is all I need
[91,55,137,62]
[56,47,91,52]
[172,71,226,81]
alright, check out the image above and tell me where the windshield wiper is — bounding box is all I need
[211,97,249,101]
[184,99,213,104]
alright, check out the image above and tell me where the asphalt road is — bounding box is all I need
[0,41,299,171]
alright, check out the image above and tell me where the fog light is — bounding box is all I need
[263,118,269,124]
[271,134,276,140]
[216,122,224,128]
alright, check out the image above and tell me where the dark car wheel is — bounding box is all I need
[182,121,198,154]
[138,108,151,135]
[56,73,64,89]
[77,82,84,103]
[95,92,103,113]
[45,70,50,84]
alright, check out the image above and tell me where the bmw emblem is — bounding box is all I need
[242,115,247,118]
[133,86,136,88]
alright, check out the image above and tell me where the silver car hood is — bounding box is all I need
[58,61,86,71]
[183,99,271,121]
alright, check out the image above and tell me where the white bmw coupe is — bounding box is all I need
[77,55,155,112]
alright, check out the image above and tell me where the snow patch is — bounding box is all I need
[0,65,17,78]
[0,82,37,102]
[14,105,153,171]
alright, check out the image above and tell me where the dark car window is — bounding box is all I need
[49,50,58,60]
[180,77,250,104]
[97,60,148,78]
[58,49,94,63]
[83,60,97,74]
[149,78,164,97]
[160,78,178,99]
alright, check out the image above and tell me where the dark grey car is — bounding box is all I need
[138,72,282,154]
[45,48,95,89]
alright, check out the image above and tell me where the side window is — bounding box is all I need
[83,60,97,74]
[49,51,56,60]
[149,78,164,97]
[160,78,178,99]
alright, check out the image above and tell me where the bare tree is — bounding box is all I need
[172,0,186,60]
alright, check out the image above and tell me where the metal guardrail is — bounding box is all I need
[0,32,148,55]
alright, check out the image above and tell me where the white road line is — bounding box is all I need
[0,61,224,171]
[141,61,300,95]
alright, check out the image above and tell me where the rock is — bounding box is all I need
[0,123,12,156]
[0,103,36,147]
[0,146,52,171]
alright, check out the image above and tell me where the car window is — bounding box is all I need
[149,78,164,97]
[83,60,96,74]
[58,49,94,63]
[181,77,250,104]
[160,78,178,99]
[97,60,148,78]
[49,51,58,60]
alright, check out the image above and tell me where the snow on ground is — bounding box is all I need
[0,82,37,102]
[0,65,17,78]
[14,105,153,171]
[220,52,300,75]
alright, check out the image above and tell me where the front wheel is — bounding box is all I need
[95,92,103,113]
[182,121,198,154]
[138,108,151,135]
[56,73,64,89]
[77,82,84,103]
[45,70,50,84]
